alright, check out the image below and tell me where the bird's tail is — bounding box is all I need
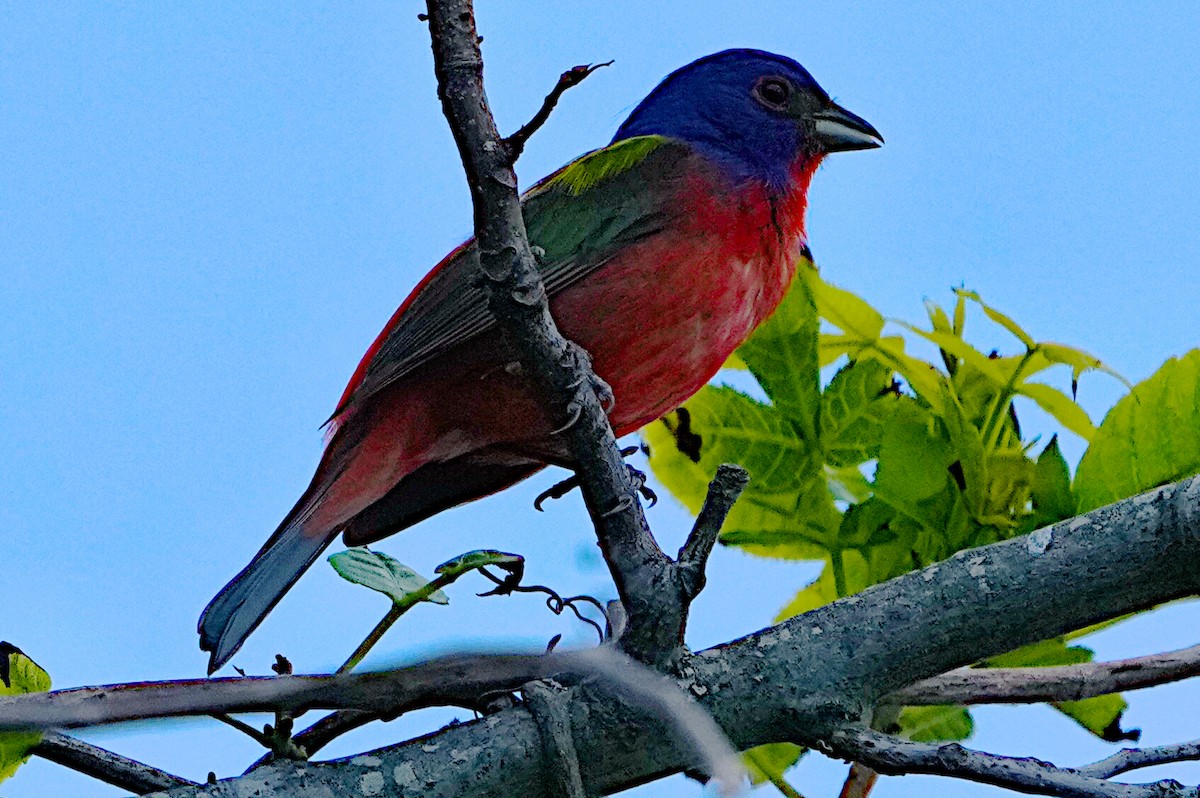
[198,516,333,674]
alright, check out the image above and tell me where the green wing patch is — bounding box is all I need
[542,135,669,196]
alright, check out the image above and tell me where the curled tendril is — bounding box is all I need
[476,567,607,644]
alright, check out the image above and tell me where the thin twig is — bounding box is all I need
[32,731,199,794]
[827,726,1196,798]
[677,464,749,600]
[887,643,1200,706]
[1079,740,1200,779]
[247,710,377,773]
[505,61,613,162]
[0,654,553,731]
[211,713,273,746]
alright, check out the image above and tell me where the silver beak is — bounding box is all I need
[811,102,883,152]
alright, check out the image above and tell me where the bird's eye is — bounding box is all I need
[754,77,792,110]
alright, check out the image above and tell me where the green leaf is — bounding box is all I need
[821,359,896,467]
[1075,350,1200,512]
[981,638,1137,742]
[1017,382,1096,441]
[775,535,920,619]
[738,269,821,434]
[925,299,953,334]
[874,404,954,504]
[936,387,990,515]
[1039,343,1129,390]
[1055,695,1137,742]
[1030,436,1075,528]
[722,350,748,370]
[775,559,844,619]
[956,289,1035,349]
[651,386,816,494]
[824,463,873,504]
[805,266,885,341]
[898,705,973,742]
[1,643,51,784]
[329,548,450,605]
[983,638,1092,668]
[836,498,897,549]
[743,742,806,787]
[435,550,523,578]
[952,290,967,336]
[647,386,833,560]
[899,323,1005,385]
[717,476,840,556]
[869,337,946,412]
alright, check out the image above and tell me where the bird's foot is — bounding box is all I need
[624,462,657,508]
[534,472,582,511]
[533,447,655,510]
[563,341,615,412]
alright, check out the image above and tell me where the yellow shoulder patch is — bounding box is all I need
[542,135,669,196]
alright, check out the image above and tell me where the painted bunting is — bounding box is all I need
[199,49,881,672]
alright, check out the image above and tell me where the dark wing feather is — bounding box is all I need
[334,137,691,417]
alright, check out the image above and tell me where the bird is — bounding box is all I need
[198,48,882,673]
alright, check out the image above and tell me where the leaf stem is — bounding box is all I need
[831,548,848,599]
[337,573,458,674]
[980,348,1035,451]
[211,713,272,746]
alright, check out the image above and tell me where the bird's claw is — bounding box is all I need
[601,495,634,518]
[532,448,654,510]
[549,401,583,436]
[534,474,581,511]
[624,463,657,507]
[600,464,657,516]
[563,341,616,413]
[591,372,616,413]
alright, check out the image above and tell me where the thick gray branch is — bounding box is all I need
[2,476,1194,798]
[422,0,686,665]
[889,643,1200,706]
[523,681,589,798]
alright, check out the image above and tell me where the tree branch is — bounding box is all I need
[422,0,687,666]
[505,61,612,162]
[256,709,374,768]
[523,680,589,798]
[0,653,569,731]
[825,727,1194,798]
[4,476,1197,798]
[888,643,1200,706]
[31,732,198,794]
[677,464,749,601]
[1079,740,1200,779]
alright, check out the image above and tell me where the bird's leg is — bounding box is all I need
[533,446,656,509]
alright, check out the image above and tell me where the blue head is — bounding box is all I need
[614,49,881,188]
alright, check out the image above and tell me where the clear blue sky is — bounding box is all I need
[3,3,1198,797]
